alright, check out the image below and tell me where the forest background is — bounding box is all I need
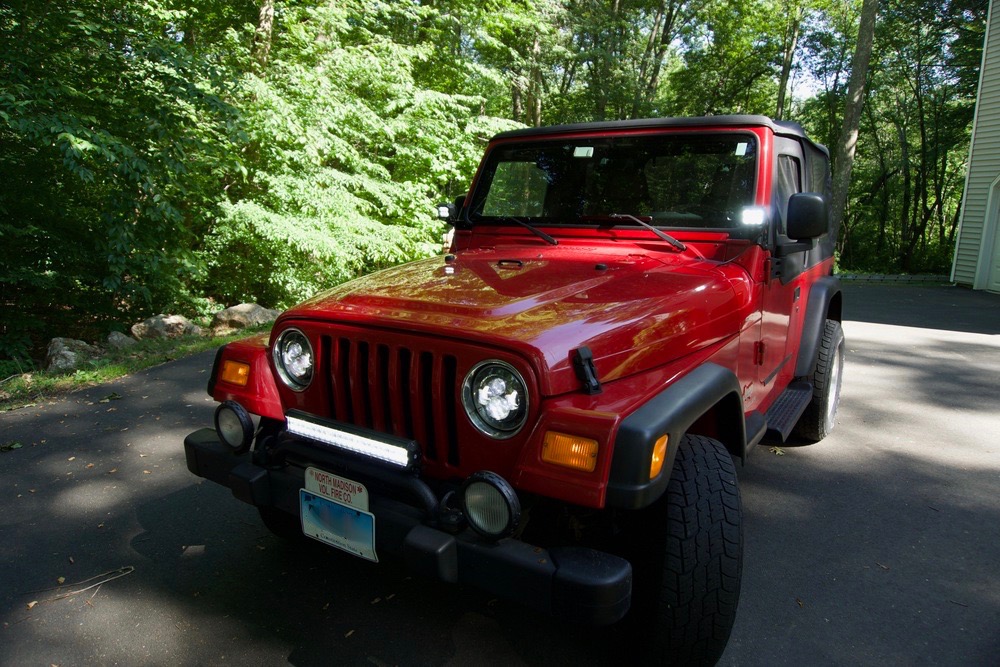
[0,0,988,371]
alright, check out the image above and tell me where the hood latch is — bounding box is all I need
[573,346,602,395]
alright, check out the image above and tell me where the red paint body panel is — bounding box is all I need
[211,335,284,421]
[283,241,756,398]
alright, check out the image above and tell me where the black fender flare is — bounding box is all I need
[795,276,843,377]
[606,363,745,510]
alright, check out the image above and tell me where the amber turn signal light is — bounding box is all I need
[542,432,599,472]
[649,434,669,479]
[219,360,251,387]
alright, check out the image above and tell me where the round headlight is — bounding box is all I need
[273,328,314,391]
[461,471,521,540]
[462,360,528,439]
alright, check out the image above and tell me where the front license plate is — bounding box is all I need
[300,485,377,562]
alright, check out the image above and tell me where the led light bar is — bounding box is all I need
[285,410,419,470]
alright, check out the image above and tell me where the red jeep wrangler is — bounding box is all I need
[185,115,843,664]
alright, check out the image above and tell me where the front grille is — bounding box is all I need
[324,336,460,467]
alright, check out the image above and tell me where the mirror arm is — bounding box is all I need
[773,239,815,257]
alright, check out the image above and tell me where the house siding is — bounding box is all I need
[953,0,1000,287]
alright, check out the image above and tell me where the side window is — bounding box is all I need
[774,155,802,234]
[806,146,832,199]
[481,162,548,217]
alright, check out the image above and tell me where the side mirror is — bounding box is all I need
[435,194,467,225]
[436,202,456,222]
[786,192,828,240]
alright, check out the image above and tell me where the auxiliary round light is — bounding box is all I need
[272,327,314,391]
[460,471,521,540]
[214,400,254,453]
[461,360,528,439]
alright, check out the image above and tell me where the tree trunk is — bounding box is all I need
[512,81,524,124]
[829,0,879,244]
[253,0,275,71]
[898,120,912,270]
[632,4,665,118]
[641,0,685,116]
[529,34,543,127]
[775,3,804,121]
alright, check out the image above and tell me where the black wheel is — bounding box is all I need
[622,434,743,666]
[794,318,845,442]
[258,506,304,541]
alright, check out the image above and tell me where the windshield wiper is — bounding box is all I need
[495,216,558,246]
[609,213,687,251]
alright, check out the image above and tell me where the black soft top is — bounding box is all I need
[492,114,828,156]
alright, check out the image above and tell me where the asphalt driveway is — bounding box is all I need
[1,283,998,666]
[722,284,1000,665]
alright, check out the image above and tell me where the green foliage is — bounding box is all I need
[662,0,781,116]
[0,0,239,361]
[824,0,985,273]
[200,1,518,309]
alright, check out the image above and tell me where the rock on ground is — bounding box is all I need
[210,303,281,335]
[45,337,101,373]
[131,314,202,340]
[107,331,138,349]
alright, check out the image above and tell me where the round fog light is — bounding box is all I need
[461,471,521,540]
[215,400,254,454]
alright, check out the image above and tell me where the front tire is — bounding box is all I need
[794,318,845,442]
[624,434,743,666]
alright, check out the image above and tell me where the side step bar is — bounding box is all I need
[764,381,813,441]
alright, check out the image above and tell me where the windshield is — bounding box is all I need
[469,133,758,230]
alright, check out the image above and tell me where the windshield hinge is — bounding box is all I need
[573,346,602,395]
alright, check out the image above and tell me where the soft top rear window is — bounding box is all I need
[469,133,758,230]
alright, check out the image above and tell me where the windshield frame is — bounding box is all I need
[465,129,763,237]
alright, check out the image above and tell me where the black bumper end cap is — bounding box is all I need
[404,525,458,583]
[229,461,272,506]
[550,547,632,626]
[184,427,232,479]
[184,428,270,506]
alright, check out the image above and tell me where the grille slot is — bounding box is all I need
[419,352,437,460]
[443,356,459,466]
[326,336,459,467]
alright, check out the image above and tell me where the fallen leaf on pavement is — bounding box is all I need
[769,446,785,456]
[57,577,65,585]
[26,601,37,610]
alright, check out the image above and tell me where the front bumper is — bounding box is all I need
[184,427,632,625]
